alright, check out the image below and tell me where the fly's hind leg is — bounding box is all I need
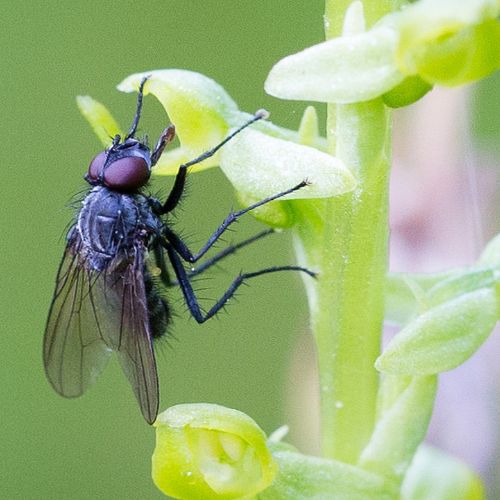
[163,181,307,264]
[164,242,315,323]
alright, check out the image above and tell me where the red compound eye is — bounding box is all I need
[87,151,107,182]
[86,152,150,191]
[102,156,150,190]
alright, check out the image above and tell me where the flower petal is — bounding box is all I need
[382,75,433,108]
[376,288,499,375]
[76,95,123,147]
[360,376,437,482]
[396,0,500,85]
[265,25,404,104]
[402,445,485,499]
[152,404,276,499]
[117,70,242,172]
[219,128,357,200]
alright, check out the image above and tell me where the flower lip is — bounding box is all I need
[152,403,277,499]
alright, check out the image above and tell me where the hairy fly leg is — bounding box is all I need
[166,229,275,286]
[164,242,315,323]
[163,181,307,263]
[160,110,269,214]
[151,242,171,287]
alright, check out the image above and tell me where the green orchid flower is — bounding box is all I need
[265,0,500,107]
[380,233,500,375]
[152,404,277,499]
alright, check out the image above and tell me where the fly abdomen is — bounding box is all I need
[144,268,170,339]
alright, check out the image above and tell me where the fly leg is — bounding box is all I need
[163,181,307,263]
[159,110,268,214]
[164,242,315,323]
[151,242,171,287]
[185,229,274,278]
[166,229,274,286]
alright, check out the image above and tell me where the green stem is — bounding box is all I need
[294,0,392,463]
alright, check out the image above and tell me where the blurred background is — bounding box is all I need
[0,1,498,498]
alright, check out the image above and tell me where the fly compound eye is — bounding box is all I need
[86,150,151,191]
[101,156,151,191]
[87,151,107,182]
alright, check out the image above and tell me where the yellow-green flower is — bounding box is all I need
[265,0,500,107]
[151,404,277,499]
[395,0,500,86]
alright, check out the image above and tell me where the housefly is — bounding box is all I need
[43,77,314,424]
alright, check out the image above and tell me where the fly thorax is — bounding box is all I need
[78,187,140,267]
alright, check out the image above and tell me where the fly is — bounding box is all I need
[43,77,314,424]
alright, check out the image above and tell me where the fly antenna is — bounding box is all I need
[125,76,150,140]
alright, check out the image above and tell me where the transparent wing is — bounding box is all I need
[44,237,159,423]
[43,242,113,398]
[110,250,159,424]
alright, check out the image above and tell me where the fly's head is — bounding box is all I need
[85,137,152,192]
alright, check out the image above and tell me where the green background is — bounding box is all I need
[1,1,499,499]
[0,1,324,498]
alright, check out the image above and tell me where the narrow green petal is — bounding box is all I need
[236,192,296,229]
[385,270,468,325]
[297,106,320,145]
[426,268,496,308]
[265,25,404,103]
[219,129,357,201]
[359,376,437,484]
[117,69,241,172]
[376,288,498,375]
[76,95,123,146]
[402,445,485,500]
[385,274,430,326]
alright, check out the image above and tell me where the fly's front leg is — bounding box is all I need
[159,110,269,214]
[164,242,316,323]
[163,181,307,263]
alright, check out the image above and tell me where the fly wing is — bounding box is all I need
[44,235,159,423]
[43,240,113,398]
[109,249,159,424]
